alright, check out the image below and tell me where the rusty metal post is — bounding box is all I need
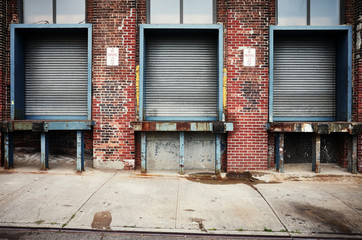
[312,134,316,172]
[347,135,352,172]
[179,132,184,175]
[352,135,357,174]
[4,133,14,169]
[77,131,84,172]
[141,132,146,173]
[267,133,273,169]
[215,134,221,176]
[315,134,321,173]
[40,133,49,170]
[279,133,284,173]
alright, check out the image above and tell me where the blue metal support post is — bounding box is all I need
[4,133,14,169]
[40,133,49,170]
[77,130,85,172]
[141,132,147,173]
[215,134,221,176]
[279,133,284,173]
[179,132,185,175]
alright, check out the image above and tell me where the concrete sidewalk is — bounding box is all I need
[0,170,361,239]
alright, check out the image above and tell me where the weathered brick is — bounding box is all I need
[226,0,269,172]
[1,0,361,173]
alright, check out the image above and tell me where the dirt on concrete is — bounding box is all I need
[185,172,279,188]
[292,203,353,234]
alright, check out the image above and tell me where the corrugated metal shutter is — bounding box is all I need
[273,37,336,119]
[24,34,88,118]
[145,33,218,119]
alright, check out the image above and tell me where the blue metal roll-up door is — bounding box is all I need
[273,37,337,120]
[145,33,218,120]
[24,34,88,119]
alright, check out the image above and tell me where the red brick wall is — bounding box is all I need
[90,0,136,169]
[269,0,276,25]
[134,0,146,169]
[1,0,17,162]
[0,0,5,163]
[136,0,146,72]
[5,1,18,121]
[267,0,276,169]
[226,0,270,172]
[0,0,5,121]
[217,0,228,69]
[354,0,362,172]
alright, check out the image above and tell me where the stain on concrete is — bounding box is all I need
[293,203,352,234]
[184,209,195,212]
[186,172,277,188]
[190,217,207,232]
[91,211,112,230]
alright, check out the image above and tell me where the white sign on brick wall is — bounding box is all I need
[243,48,256,67]
[107,48,119,66]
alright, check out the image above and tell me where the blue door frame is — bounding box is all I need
[269,25,352,122]
[139,24,224,122]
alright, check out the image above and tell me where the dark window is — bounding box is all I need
[21,0,86,24]
[277,0,341,25]
[149,0,215,24]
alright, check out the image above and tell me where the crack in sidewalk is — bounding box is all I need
[174,179,181,229]
[252,185,289,234]
[61,172,118,228]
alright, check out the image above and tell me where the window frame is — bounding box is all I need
[18,0,87,24]
[146,0,217,24]
[275,0,345,26]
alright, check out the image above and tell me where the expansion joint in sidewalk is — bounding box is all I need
[61,172,118,228]
[253,186,289,234]
[174,179,181,229]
